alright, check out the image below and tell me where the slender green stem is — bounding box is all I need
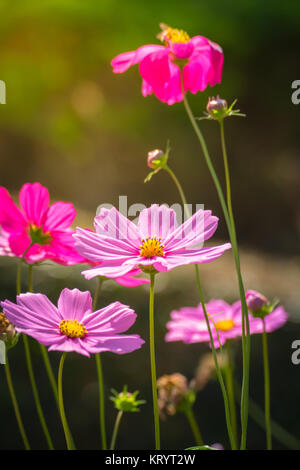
[149,273,160,450]
[181,78,250,449]
[58,352,75,450]
[185,407,203,446]
[219,119,250,448]
[93,277,107,450]
[162,162,235,448]
[164,165,190,218]
[110,410,123,450]
[262,320,272,450]
[22,334,54,449]
[194,268,236,449]
[5,256,31,449]
[224,341,238,448]
[23,264,55,449]
[95,353,107,450]
[4,355,30,450]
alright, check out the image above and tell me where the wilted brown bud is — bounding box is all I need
[157,373,189,419]
[0,312,16,342]
[206,96,228,114]
[191,352,226,392]
[147,149,165,169]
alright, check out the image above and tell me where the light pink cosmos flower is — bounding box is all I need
[166,298,289,349]
[0,183,84,265]
[73,205,231,280]
[111,24,223,105]
[165,300,251,348]
[1,288,144,357]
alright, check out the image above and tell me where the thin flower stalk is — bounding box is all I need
[184,407,203,446]
[262,319,272,450]
[58,352,75,450]
[4,355,30,450]
[110,410,123,450]
[18,256,54,450]
[93,277,107,450]
[162,163,236,449]
[180,72,250,449]
[149,273,160,450]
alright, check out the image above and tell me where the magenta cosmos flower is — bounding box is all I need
[73,204,231,280]
[1,288,144,357]
[111,24,223,105]
[0,183,84,265]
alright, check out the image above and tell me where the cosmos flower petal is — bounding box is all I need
[88,334,145,355]
[111,45,166,73]
[44,202,76,231]
[139,49,171,92]
[81,263,135,280]
[0,187,26,233]
[57,288,93,322]
[94,207,139,245]
[1,295,61,329]
[164,209,219,250]
[138,204,178,240]
[48,336,91,357]
[74,227,137,263]
[19,183,50,226]
[83,301,137,334]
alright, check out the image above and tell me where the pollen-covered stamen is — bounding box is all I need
[59,319,87,338]
[139,236,164,258]
[158,25,190,44]
[215,319,235,332]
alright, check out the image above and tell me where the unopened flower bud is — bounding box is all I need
[206,96,228,114]
[246,290,269,314]
[147,149,165,169]
[110,386,145,413]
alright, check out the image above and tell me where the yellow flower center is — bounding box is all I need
[164,27,190,44]
[139,237,164,258]
[215,319,235,332]
[59,319,87,338]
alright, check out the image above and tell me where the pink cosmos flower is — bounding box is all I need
[0,183,84,265]
[165,300,251,348]
[111,24,223,105]
[1,288,144,357]
[73,205,231,280]
[165,298,289,348]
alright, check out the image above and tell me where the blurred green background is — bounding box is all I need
[0,0,300,450]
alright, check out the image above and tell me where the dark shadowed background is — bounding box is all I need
[0,0,300,450]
